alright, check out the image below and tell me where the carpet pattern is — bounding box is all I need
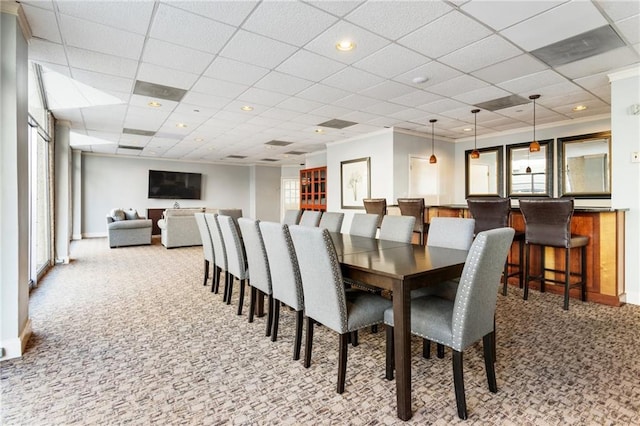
[1,237,639,425]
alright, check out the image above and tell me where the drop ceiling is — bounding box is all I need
[19,0,640,165]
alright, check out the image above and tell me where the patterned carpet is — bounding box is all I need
[1,237,639,425]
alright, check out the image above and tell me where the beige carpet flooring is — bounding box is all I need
[1,237,639,425]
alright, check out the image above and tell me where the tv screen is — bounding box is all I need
[148,170,202,200]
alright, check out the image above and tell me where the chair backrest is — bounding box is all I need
[238,218,271,295]
[379,215,416,243]
[205,213,226,270]
[349,213,379,238]
[451,227,515,351]
[218,215,248,279]
[318,212,344,233]
[363,198,387,228]
[466,197,510,234]
[299,210,322,227]
[519,198,574,248]
[288,225,348,334]
[282,209,302,225]
[194,212,214,262]
[397,198,425,233]
[259,221,304,311]
[427,217,476,250]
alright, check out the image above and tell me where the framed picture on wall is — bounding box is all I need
[340,157,370,209]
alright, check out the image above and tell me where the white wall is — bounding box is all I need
[251,165,281,221]
[82,154,258,237]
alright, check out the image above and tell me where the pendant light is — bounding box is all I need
[526,150,532,174]
[470,109,480,159]
[429,119,437,164]
[529,94,541,152]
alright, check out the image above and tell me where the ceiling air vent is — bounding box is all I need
[317,119,357,129]
[475,95,529,112]
[531,25,625,67]
[133,80,187,102]
[260,158,279,162]
[123,128,156,137]
[226,155,247,159]
[117,145,144,150]
[285,151,307,155]
[265,140,293,147]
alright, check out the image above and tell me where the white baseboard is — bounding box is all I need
[0,318,32,361]
[82,232,107,238]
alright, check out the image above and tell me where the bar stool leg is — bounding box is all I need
[563,248,571,310]
[523,243,530,300]
[518,238,525,289]
[540,245,546,293]
[581,246,587,302]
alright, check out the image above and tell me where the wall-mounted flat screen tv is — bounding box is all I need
[148,170,202,200]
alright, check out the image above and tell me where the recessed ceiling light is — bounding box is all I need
[336,40,355,51]
[314,128,324,134]
[148,101,162,108]
[573,105,587,111]
[194,137,204,142]
[412,76,428,84]
[176,123,188,128]
[463,127,472,132]
[241,105,254,111]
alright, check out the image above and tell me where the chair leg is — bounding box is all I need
[523,244,530,300]
[564,248,571,310]
[371,324,378,333]
[271,301,280,342]
[502,260,508,296]
[351,331,358,347]
[338,333,349,394]
[385,325,394,380]
[518,239,525,289]
[483,333,498,393]
[265,294,273,337]
[212,266,220,293]
[237,279,246,315]
[581,245,587,302]
[293,310,303,360]
[304,317,314,368]
[437,343,445,358]
[452,350,468,420]
[224,274,233,304]
[248,286,256,322]
[203,259,209,286]
[422,338,431,359]
[540,245,546,293]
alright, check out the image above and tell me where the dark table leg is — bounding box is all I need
[393,281,412,421]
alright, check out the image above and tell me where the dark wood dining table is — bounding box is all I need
[330,232,469,421]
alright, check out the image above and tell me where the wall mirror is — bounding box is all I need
[558,131,611,198]
[465,146,503,197]
[506,139,553,197]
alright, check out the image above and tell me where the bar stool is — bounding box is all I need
[519,198,588,310]
[397,198,426,245]
[467,197,525,296]
[363,198,387,229]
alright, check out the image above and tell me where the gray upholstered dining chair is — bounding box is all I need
[397,198,426,244]
[259,221,305,360]
[282,209,302,225]
[218,215,249,315]
[204,213,226,295]
[238,218,273,332]
[318,211,344,233]
[288,225,392,394]
[299,210,322,227]
[195,212,214,287]
[384,227,515,420]
[349,213,379,238]
[379,215,416,243]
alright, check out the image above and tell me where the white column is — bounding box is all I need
[72,149,82,240]
[54,121,71,263]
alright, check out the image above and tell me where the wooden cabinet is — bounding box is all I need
[147,208,167,236]
[300,167,327,211]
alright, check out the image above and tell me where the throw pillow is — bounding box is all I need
[124,209,139,220]
[110,208,126,221]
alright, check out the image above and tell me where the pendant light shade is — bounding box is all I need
[429,119,437,164]
[470,109,480,159]
[529,94,541,152]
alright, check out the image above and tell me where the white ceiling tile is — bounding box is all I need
[254,71,314,96]
[615,14,640,44]
[168,1,258,26]
[21,4,61,42]
[277,97,325,114]
[340,110,383,124]
[358,80,415,101]
[500,1,608,51]
[220,30,298,69]
[303,20,391,65]
[181,91,232,110]
[204,57,269,86]
[524,80,584,101]
[438,35,523,73]
[345,0,452,40]
[56,1,154,35]
[20,1,54,10]
[82,105,126,131]
[393,61,463,88]
[537,91,599,109]
[261,107,305,121]
[388,107,429,122]
[305,0,363,17]
[596,0,640,21]
[149,3,236,54]
[472,54,548,84]
[242,1,337,46]
[222,100,270,116]
[419,98,472,115]
[137,63,199,90]
[333,94,379,110]
[461,0,566,31]
[310,104,352,119]
[426,74,489,97]
[35,62,71,77]
[398,11,492,58]
[389,91,443,108]
[555,47,640,79]
[166,111,208,129]
[143,39,215,75]
[551,98,609,115]
[59,14,145,60]
[321,66,384,92]
[362,101,407,115]
[352,44,429,78]
[66,47,138,79]
[124,105,171,130]
[277,50,347,82]
[237,88,289,107]
[190,76,247,99]
[296,83,351,104]
[497,69,567,93]
[453,86,513,105]
[28,39,66,65]
[574,72,610,90]
[71,68,133,94]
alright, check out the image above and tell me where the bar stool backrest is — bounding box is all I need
[466,197,510,234]
[363,198,387,228]
[397,198,425,234]
[519,198,574,248]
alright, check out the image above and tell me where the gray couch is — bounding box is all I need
[157,208,205,248]
[106,209,152,248]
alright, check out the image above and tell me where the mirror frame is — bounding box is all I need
[557,131,611,199]
[465,146,504,198]
[506,139,553,198]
